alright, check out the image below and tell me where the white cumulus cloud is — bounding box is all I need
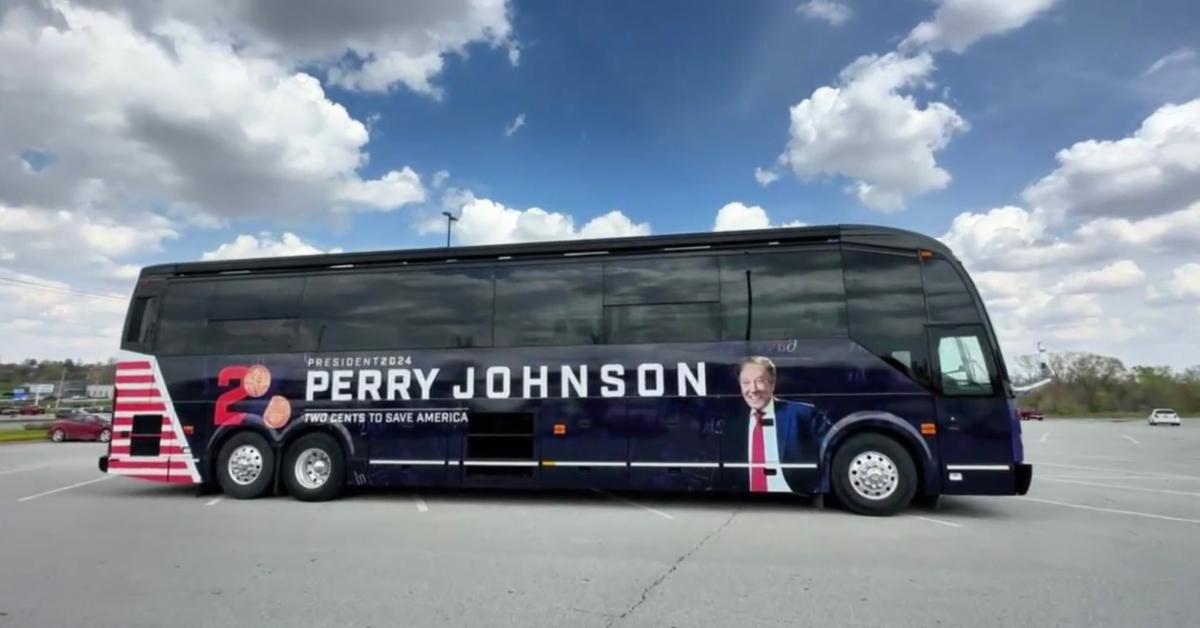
[0,2,429,223]
[1054,260,1146,295]
[797,1,853,27]
[66,0,516,97]
[431,170,451,189]
[1148,263,1200,304]
[1023,99,1200,221]
[0,204,178,281]
[712,202,805,232]
[504,113,527,137]
[778,52,967,212]
[432,191,650,246]
[754,167,780,187]
[0,267,129,362]
[902,0,1058,54]
[201,232,342,261]
[335,168,426,211]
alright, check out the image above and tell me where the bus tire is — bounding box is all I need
[831,433,917,516]
[216,431,275,499]
[282,433,345,502]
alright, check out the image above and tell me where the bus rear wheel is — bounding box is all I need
[283,433,345,502]
[831,433,917,516]
[217,431,275,499]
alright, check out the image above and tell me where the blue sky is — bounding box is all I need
[2,0,1200,365]
[293,0,1200,250]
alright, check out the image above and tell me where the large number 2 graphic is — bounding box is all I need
[214,365,248,427]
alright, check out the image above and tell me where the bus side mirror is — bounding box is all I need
[1037,341,1055,379]
[1013,342,1054,395]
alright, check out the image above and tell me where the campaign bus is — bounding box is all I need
[99,225,1032,516]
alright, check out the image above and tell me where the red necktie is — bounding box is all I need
[750,408,767,492]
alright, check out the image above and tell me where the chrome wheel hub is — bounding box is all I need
[228,444,264,486]
[294,448,331,490]
[848,451,899,501]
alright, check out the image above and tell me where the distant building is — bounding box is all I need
[61,380,87,397]
[26,383,56,395]
[86,385,114,400]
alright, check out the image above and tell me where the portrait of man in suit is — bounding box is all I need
[737,356,828,493]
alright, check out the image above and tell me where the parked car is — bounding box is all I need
[18,405,45,416]
[0,405,19,416]
[1019,407,1045,421]
[46,414,112,442]
[1148,408,1181,426]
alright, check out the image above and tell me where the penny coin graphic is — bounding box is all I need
[242,365,271,398]
[263,395,292,429]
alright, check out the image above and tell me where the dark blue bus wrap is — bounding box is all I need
[100,224,1032,515]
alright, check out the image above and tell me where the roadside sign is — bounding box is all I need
[29,384,54,394]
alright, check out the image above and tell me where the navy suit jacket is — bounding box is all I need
[722,398,831,466]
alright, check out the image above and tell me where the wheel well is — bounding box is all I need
[276,425,351,494]
[279,424,350,458]
[205,425,274,484]
[825,426,930,496]
[207,425,350,490]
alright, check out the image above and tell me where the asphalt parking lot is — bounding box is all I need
[1,419,1197,628]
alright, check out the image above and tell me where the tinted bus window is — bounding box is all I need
[924,258,980,323]
[304,267,494,351]
[604,256,719,305]
[843,249,930,386]
[494,263,602,346]
[720,250,847,340]
[603,256,720,343]
[124,296,158,345]
[209,277,304,320]
[604,303,721,344]
[203,277,305,354]
[155,281,213,355]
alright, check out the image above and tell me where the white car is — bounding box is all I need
[1148,408,1181,426]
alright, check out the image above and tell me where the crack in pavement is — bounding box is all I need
[604,509,741,627]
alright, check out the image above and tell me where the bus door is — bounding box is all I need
[929,324,1016,494]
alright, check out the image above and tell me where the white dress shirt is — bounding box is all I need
[747,400,793,493]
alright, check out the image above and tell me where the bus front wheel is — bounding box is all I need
[282,432,345,502]
[216,431,275,499]
[831,433,917,516]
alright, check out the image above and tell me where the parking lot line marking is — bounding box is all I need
[593,490,675,520]
[0,464,46,476]
[204,496,224,506]
[1034,462,1200,480]
[17,475,113,503]
[907,515,962,528]
[1048,475,1200,481]
[414,494,428,512]
[1043,478,1200,497]
[1016,496,1200,525]
[1120,434,1140,445]
[1039,431,1050,443]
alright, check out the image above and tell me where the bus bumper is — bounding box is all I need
[1016,463,1032,495]
[98,455,109,473]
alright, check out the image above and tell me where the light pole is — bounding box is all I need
[441,211,458,248]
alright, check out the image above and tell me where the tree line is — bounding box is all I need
[1013,352,1200,416]
[0,359,117,396]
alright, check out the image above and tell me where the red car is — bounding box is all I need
[18,405,45,416]
[47,414,112,443]
[1018,408,1045,421]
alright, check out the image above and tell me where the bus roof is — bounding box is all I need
[144,223,954,277]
